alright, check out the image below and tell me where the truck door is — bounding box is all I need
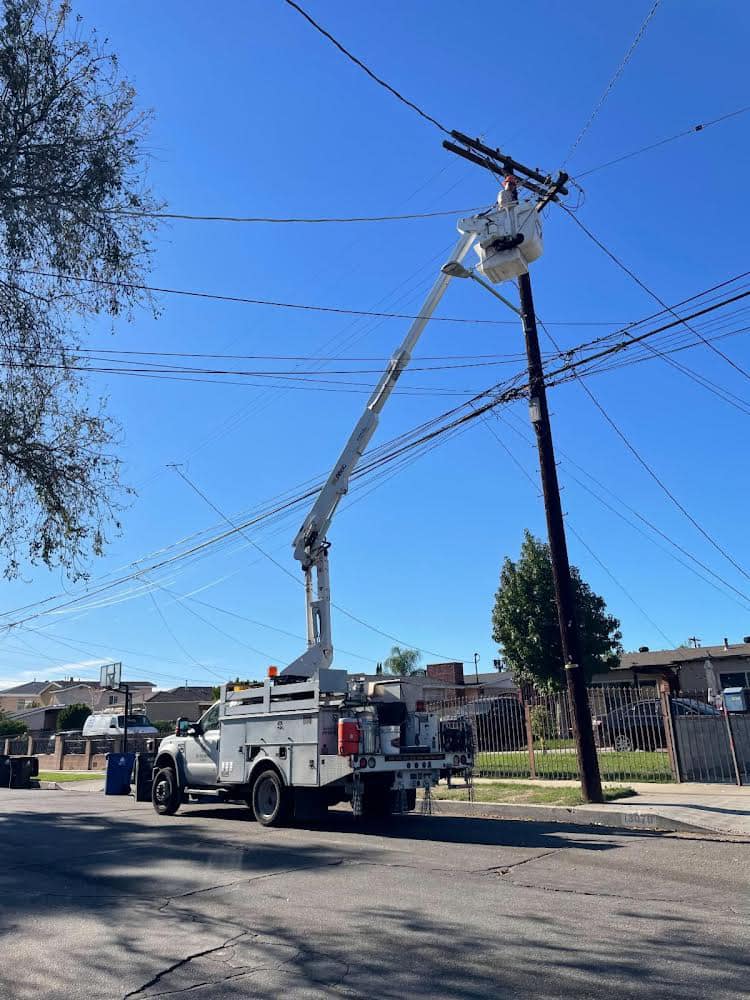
[183,703,221,786]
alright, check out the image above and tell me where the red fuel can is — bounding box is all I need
[337,717,360,756]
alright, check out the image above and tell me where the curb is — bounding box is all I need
[34,780,104,791]
[427,798,715,834]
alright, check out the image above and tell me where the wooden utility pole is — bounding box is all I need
[442,132,603,802]
[517,271,603,803]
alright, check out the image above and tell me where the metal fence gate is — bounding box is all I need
[429,685,748,785]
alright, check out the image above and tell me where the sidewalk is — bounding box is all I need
[450,778,750,837]
[607,783,750,837]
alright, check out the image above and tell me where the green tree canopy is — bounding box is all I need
[56,702,91,731]
[0,709,27,736]
[0,0,159,579]
[491,530,622,692]
[383,646,421,676]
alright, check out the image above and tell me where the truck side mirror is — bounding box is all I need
[186,722,202,737]
[175,718,190,736]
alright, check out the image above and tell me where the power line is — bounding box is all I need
[110,206,481,224]
[282,0,451,135]
[563,208,750,382]
[13,267,558,326]
[574,105,750,179]
[170,465,464,664]
[563,0,662,165]
[4,303,749,634]
[484,413,676,645]
[537,314,750,586]
[145,587,223,677]
[497,408,750,611]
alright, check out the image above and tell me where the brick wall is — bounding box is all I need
[426,662,465,686]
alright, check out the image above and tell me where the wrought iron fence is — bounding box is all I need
[429,685,750,785]
[429,686,674,783]
[32,736,55,755]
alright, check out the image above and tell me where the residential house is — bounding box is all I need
[590,639,750,693]
[145,685,216,723]
[359,662,518,711]
[0,681,50,714]
[6,704,63,735]
[0,677,156,714]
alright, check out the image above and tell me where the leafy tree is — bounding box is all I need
[492,530,622,693]
[0,709,27,736]
[383,645,421,676]
[0,0,160,579]
[529,705,554,751]
[56,702,91,731]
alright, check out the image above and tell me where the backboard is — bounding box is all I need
[100,661,122,690]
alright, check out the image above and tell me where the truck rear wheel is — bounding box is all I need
[152,766,181,815]
[252,769,290,827]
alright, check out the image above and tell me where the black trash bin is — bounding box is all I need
[0,755,10,788]
[105,752,135,795]
[8,757,34,789]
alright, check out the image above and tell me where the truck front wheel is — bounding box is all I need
[252,769,290,827]
[152,766,181,815]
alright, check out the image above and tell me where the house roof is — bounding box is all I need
[51,679,155,690]
[464,671,517,687]
[0,681,51,695]
[617,643,750,671]
[8,704,63,721]
[146,686,215,703]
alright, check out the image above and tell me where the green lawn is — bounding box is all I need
[433,781,635,807]
[474,749,673,782]
[37,771,104,782]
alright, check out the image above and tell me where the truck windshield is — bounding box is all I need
[117,715,151,727]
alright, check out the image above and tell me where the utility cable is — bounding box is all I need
[537,313,750,585]
[110,206,481,224]
[574,105,750,179]
[281,0,451,135]
[13,267,540,326]
[563,208,750,382]
[482,413,676,645]
[170,464,464,663]
[496,408,750,612]
[563,0,662,165]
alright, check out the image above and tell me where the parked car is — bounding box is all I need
[593,698,719,752]
[82,713,158,737]
[450,698,526,752]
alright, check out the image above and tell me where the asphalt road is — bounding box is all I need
[0,790,748,999]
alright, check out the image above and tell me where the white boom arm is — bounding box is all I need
[283,230,476,677]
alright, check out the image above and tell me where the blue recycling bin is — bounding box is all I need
[723,687,750,712]
[105,752,135,795]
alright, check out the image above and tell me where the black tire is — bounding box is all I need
[152,766,181,815]
[252,769,290,827]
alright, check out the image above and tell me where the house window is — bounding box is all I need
[720,671,750,689]
[108,694,118,705]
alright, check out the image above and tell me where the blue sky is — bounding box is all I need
[2,0,750,691]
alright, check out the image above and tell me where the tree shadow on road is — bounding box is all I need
[0,794,747,999]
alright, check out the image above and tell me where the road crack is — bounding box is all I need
[123,931,249,998]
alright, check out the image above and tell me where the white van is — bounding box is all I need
[82,713,158,737]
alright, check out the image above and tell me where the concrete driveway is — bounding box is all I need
[0,789,748,999]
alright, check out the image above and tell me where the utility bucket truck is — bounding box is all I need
[152,184,542,825]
